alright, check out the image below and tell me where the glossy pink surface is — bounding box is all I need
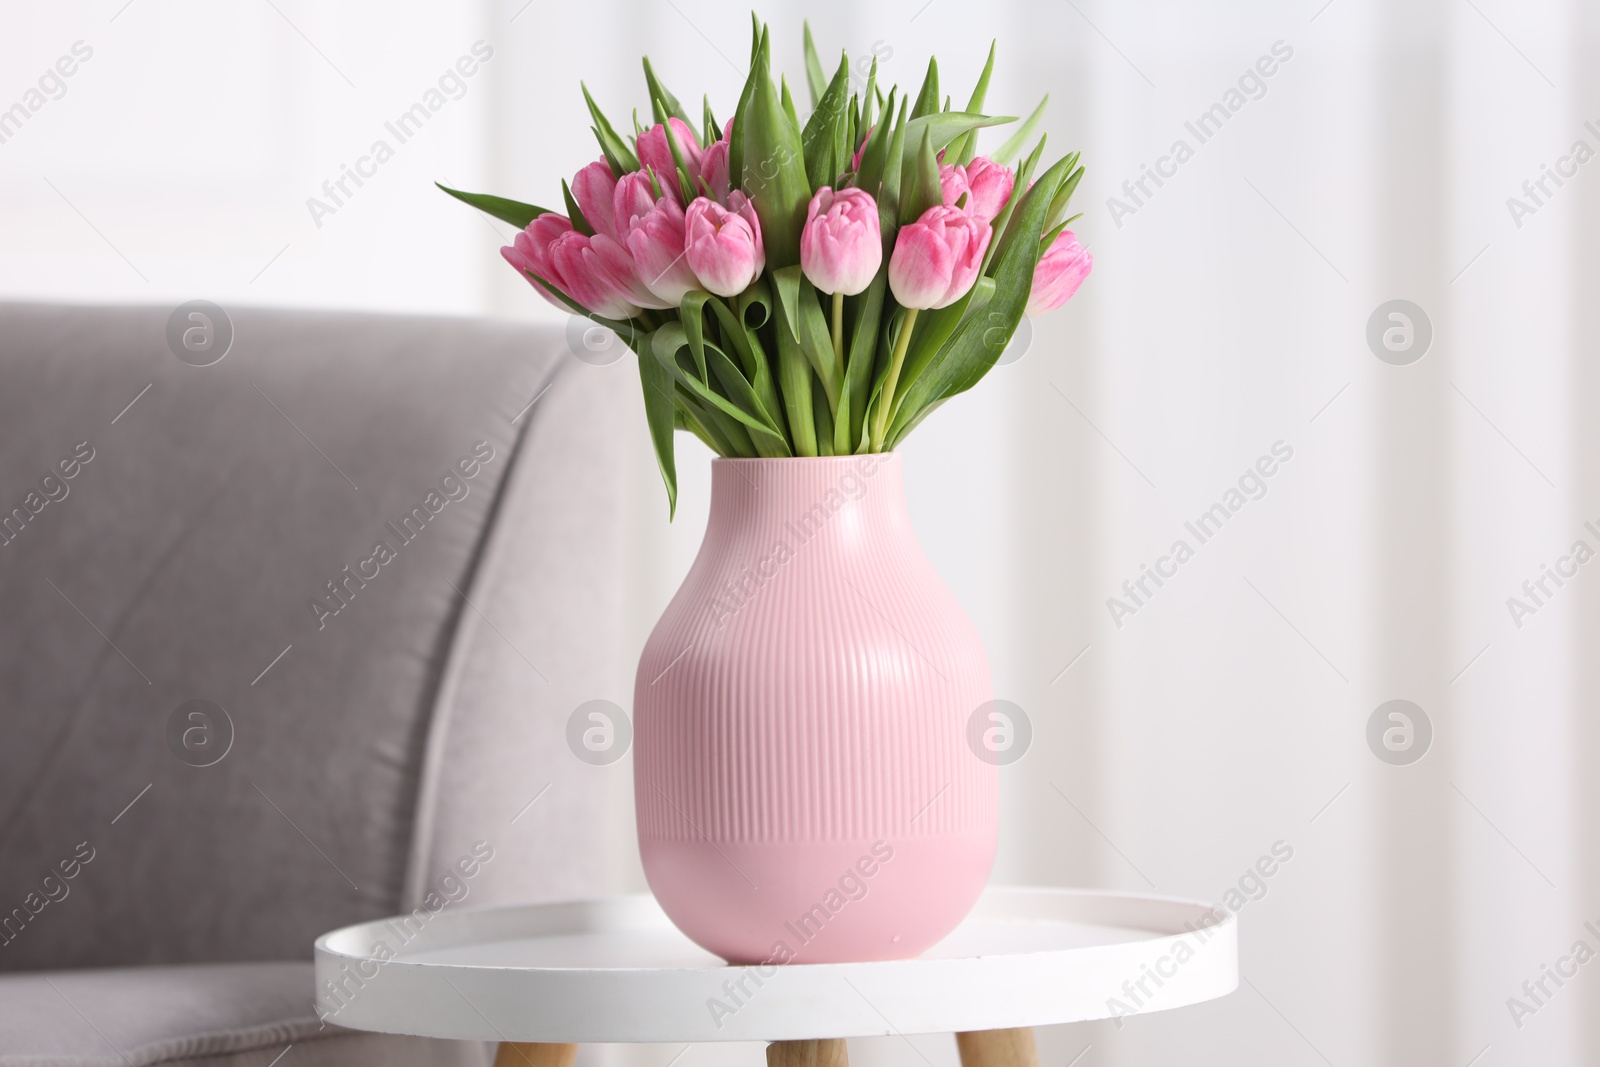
[634,455,996,964]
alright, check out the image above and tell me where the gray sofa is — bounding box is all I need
[0,304,626,1065]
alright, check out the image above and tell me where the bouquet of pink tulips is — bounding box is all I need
[441,17,1090,514]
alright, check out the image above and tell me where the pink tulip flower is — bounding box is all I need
[729,192,765,274]
[684,192,765,298]
[549,231,653,318]
[571,159,620,241]
[698,118,734,203]
[501,213,578,310]
[614,169,662,236]
[614,169,703,306]
[963,157,1015,223]
[626,196,699,305]
[887,205,990,310]
[1027,230,1093,315]
[800,187,882,295]
[636,119,703,201]
[938,166,969,212]
[501,212,657,319]
[699,138,731,203]
[940,157,1014,224]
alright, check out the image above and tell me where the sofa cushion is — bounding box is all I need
[0,962,491,1066]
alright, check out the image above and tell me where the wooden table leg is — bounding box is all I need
[494,1043,578,1067]
[955,1028,1037,1067]
[768,1039,849,1067]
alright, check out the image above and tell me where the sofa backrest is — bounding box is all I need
[0,303,625,970]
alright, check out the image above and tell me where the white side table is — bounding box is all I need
[314,886,1236,1067]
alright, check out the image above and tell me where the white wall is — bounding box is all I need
[6,1,1598,1065]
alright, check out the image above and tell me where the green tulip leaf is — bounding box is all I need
[775,312,817,457]
[910,57,940,120]
[1048,160,1085,228]
[675,405,719,453]
[771,263,804,342]
[902,112,1015,173]
[737,274,774,332]
[735,28,812,267]
[708,293,787,439]
[992,94,1048,167]
[636,331,679,516]
[675,386,742,455]
[703,342,791,458]
[950,41,997,164]
[582,83,641,173]
[652,324,782,455]
[803,53,852,190]
[795,278,842,412]
[781,74,800,133]
[802,21,829,109]
[435,184,554,229]
[869,96,909,249]
[854,86,897,200]
[899,125,941,226]
[660,114,700,205]
[889,276,994,426]
[642,57,691,127]
[561,180,594,236]
[702,95,721,149]
[838,271,885,451]
[814,386,836,455]
[679,291,712,382]
[859,57,879,143]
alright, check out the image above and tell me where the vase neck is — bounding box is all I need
[707,455,907,542]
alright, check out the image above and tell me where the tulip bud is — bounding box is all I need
[501,213,575,310]
[730,191,766,278]
[626,196,699,306]
[635,119,703,201]
[502,208,669,318]
[699,138,731,203]
[571,159,620,241]
[887,205,990,310]
[938,165,971,215]
[940,157,1014,225]
[683,193,766,298]
[547,230,653,319]
[961,157,1015,224]
[800,187,883,296]
[613,170,661,237]
[1027,230,1093,315]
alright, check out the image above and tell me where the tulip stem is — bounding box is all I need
[870,307,919,451]
[830,290,845,370]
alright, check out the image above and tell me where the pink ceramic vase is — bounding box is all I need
[634,454,996,964]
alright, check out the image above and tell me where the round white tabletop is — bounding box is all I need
[313,886,1237,1044]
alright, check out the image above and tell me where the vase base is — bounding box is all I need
[640,831,996,964]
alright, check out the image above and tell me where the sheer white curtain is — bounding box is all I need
[4,0,1595,1064]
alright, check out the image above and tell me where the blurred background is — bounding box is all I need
[4,0,1596,1064]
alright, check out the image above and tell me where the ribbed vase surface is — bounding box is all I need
[634,454,996,964]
